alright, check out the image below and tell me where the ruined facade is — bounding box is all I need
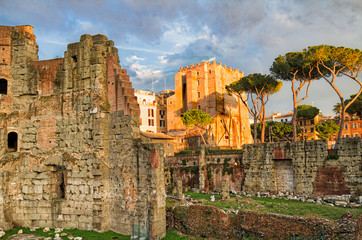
[166,138,361,198]
[242,138,361,197]
[167,61,253,150]
[0,25,165,239]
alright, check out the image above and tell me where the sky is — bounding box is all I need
[1,0,362,116]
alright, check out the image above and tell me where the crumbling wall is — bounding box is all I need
[242,138,361,197]
[0,25,166,239]
[166,152,244,192]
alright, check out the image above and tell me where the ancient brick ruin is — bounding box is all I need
[0,25,165,238]
[167,138,361,200]
[242,138,361,198]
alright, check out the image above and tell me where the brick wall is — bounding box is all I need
[0,26,165,239]
[242,138,361,197]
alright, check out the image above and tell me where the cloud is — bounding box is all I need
[1,0,362,115]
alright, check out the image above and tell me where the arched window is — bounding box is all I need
[8,132,18,152]
[0,78,7,95]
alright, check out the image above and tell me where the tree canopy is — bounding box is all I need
[297,105,320,119]
[315,120,339,140]
[181,109,214,149]
[181,109,214,128]
[333,94,362,117]
[307,45,362,139]
[226,73,282,143]
[251,121,300,142]
[270,51,321,142]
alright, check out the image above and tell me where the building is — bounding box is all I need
[341,115,362,138]
[266,112,293,123]
[135,90,158,133]
[135,89,174,134]
[0,25,165,238]
[156,89,174,133]
[141,131,174,156]
[298,113,332,140]
[167,61,253,150]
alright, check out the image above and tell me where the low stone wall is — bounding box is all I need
[168,204,361,240]
[242,138,361,198]
[165,151,243,192]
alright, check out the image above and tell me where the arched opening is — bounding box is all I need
[0,78,8,95]
[7,132,18,152]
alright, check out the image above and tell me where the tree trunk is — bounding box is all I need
[197,127,209,153]
[292,106,298,142]
[260,104,266,143]
[291,78,298,142]
[337,99,345,139]
[253,116,258,143]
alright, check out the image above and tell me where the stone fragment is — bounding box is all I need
[222,182,230,200]
[18,229,23,234]
[43,227,50,232]
[176,180,184,199]
[210,195,215,202]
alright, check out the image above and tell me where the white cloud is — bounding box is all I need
[126,55,145,62]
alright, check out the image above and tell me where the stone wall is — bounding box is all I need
[166,151,244,193]
[0,25,165,239]
[242,138,361,198]
[168,204,360,239]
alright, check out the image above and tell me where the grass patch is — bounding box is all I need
[176,192,362,221]
[3,227,129,240]
[184,191,236,201]
[252,197,362,220]
[163,230,203,239]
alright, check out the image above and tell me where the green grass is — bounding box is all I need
[2,228,204,240]
[176,192,362,221]
[184,191,236,201]
[2,227,129,240]
[163,230,203,239]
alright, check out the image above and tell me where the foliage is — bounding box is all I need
[315,120,339,139]
[251,121,300,142]
[326,154,339,160]
[181,109,214,128]
[3,228,129,240]
[297,104,320,119]
[307,45,362,139]
[333,93,362,117]
[182,159,187,165]
[206,149,243,155]
[179,166,199,174]
[181,109,214,149]
[226,73,282,143]
[270,51,322,142]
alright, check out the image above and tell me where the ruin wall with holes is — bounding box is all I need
[242,138,361,198]
[0,25,165,239]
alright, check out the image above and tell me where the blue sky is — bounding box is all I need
[1,0,362,116]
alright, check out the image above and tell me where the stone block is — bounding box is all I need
[45,155,63,165]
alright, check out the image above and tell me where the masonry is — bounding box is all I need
[166,138,361,199]
[242,138,361,198]
[0,25,165,239]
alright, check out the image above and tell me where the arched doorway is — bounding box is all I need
[8,132,18,152]
[0,78,7,95]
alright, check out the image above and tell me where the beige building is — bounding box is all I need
[135,90,158,132]
[135,90,172,133]
[167,61,253,150]
[141,131,174,156]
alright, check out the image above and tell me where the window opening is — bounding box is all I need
[0,79,8,95]
[56,166,66,199]
[7,132,18,152]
